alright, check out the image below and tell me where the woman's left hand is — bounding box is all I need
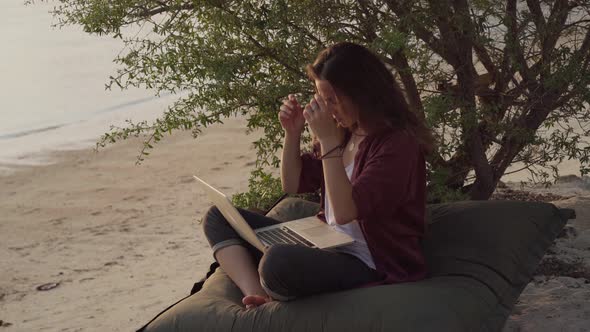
[303,94,341,146]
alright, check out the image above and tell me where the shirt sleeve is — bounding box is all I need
[297,151,323,194]
[351,135,419,220]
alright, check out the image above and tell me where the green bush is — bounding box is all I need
[232,170,284,212]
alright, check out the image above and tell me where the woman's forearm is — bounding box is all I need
[280,133,303,193]
[320,141,358,225]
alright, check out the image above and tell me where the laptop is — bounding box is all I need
[193,175,354,252]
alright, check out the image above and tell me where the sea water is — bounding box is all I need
[0,0,178,170]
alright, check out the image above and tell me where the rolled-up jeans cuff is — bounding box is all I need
[211,239,245,258]
[260,277,296,301]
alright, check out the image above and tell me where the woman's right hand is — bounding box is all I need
[278,94,305,136]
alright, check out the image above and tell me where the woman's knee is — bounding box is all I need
[258,244,299,300]
[201,205,224,238]
[258,244,291,278]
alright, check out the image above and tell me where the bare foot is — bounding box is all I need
[242,295,272,309]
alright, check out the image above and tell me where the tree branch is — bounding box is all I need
[473,42,498,77]
[388,51,424,115]
[428,0,462,66]
[525,0,547,33]
[356,0,379,42]
[285,21,326,49]
[134,2,195,18]
[438,0,495,198]
[383,0,455,64]
[552,28,590,108]
[505,0,538,89]
[540,0,570,79]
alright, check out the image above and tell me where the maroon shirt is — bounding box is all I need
[298,128,427,284]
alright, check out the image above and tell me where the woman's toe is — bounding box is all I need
[242,295,269,308]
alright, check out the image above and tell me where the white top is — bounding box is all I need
[324,163,376,269]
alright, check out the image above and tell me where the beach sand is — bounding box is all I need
[1,116,590,331]
[0,117,260,331]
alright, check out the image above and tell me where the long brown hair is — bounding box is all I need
[306,42,435,155]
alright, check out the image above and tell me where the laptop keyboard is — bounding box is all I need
[257,226,315,248]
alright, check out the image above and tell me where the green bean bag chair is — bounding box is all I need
[138,198,575,332]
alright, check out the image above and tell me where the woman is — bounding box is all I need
[202,42,435,309]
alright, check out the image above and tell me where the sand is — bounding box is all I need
[1,116,590,331]
[1,117,260,331]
